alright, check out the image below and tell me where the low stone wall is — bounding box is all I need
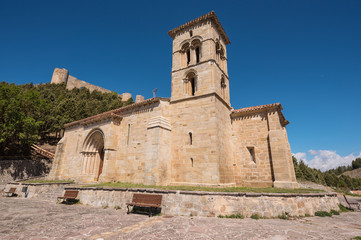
[3,183,340,217]
[4,182,71,201]
[69,187,339,217]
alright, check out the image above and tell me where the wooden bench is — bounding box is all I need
[343,194,361,211]
[4,187,17,197]
[127,193,162,217]
[57,190,79,204]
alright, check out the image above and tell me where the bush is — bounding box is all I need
[218,213,244,219]
[338,204,353,212]
[315,211,332,217]
[278,213,289,220]
[330,209,340,215]
[251,214,260,220]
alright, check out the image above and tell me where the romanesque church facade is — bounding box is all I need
[49,12,298,189]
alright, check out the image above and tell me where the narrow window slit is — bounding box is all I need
[247,147,256,163]
[127,124,131,145]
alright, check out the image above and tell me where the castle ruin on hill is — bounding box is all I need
[50,68,143,102]
[48,11,298,189]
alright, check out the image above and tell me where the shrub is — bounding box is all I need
[315,211,332,217]
[338,203,353,212]
[278,213,289,220]
[251,214,260,220]
[305,213,311,217]
[218,213,244,219]
[330,209,340,215]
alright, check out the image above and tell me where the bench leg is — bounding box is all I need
[149,207,154,217]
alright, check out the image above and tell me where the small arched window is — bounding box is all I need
[189,132,193,145]
[184,71,197,96]
[190,77,195,96]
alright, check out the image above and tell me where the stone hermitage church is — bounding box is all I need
[48,11,298,189]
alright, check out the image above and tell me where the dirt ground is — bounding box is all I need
[0,197,361,240]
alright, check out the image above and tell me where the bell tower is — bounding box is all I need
[168,11,231,105]
[168,12,234,186]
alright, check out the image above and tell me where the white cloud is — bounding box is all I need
[293,152,306,162]
[292,150,361,172]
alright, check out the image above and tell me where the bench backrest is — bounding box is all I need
[8,188,16,193]
[63,190,79,199]
[132,193,162,205]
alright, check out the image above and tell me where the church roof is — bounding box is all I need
[231,103,290,126]
[64,97,170,128]
[168,11,230,45]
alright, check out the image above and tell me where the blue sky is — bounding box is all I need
[1,0,360,170]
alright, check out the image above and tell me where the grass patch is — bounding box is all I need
[278,213,289,220]
[352,237,361,240]
[20,179,74,184]
[218,213,244,219]
[251,214,261,220]
[81,182,324,194]
[346,192,361,197]
[305,213,311,217]
[330,209,340,215]
[315,211,332,217]
[338,203,353,212]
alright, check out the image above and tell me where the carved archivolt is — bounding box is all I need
[81,129,105,177]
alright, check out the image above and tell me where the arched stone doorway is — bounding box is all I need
[81,129,105,181]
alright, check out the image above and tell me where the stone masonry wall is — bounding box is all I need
[68,188,340,218]
[231,112,273,187]
[49,100,172,185]
[4,183,340,218]
[4,183,71,201]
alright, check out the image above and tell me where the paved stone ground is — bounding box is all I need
[1,197,361,240]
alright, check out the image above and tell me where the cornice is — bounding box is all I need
[171,59,229,81]
[168,11,230,45]
[231,103,289,126]
[170,92,232,110]
[64,97,170,129]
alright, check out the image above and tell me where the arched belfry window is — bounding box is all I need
[221,76,227,99]
[191,39,201,64]
[181,43,191,67]
[216,40,225,61]
[183,71,197,96]
[81,129,105,181]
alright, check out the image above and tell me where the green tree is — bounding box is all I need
[352,158,361,170]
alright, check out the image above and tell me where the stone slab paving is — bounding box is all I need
[0,197,361,240]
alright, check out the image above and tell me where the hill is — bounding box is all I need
[342,168,361,179]
[0,81,133,156]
